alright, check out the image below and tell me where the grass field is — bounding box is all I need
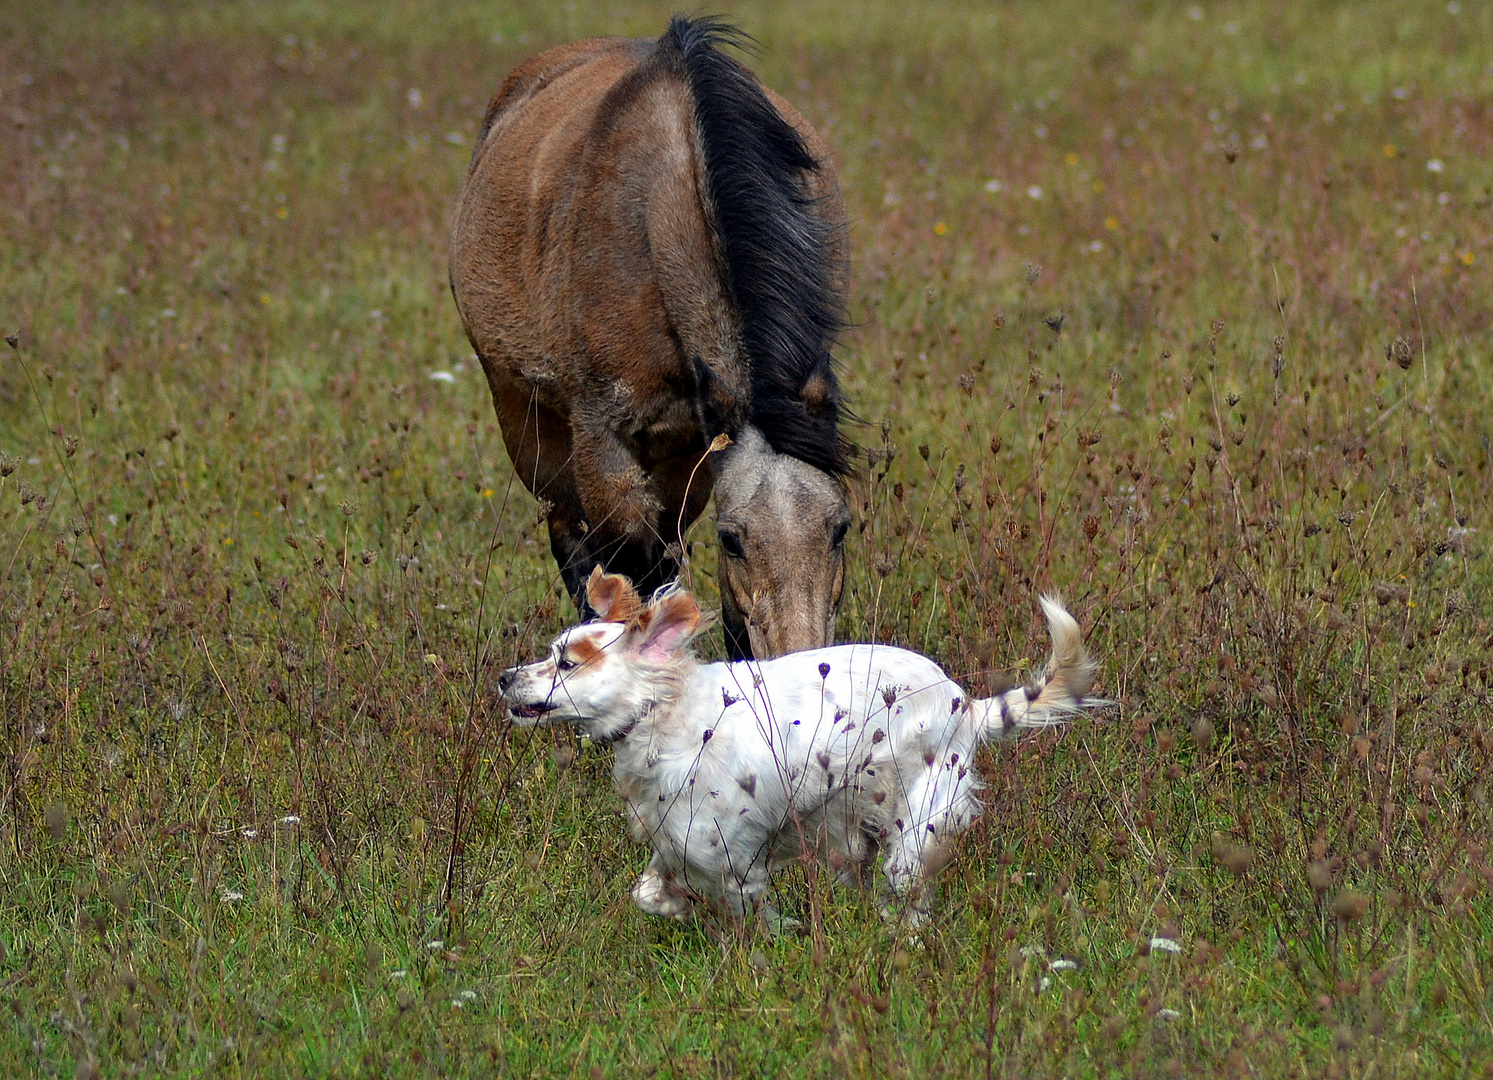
[4,0,1493,1075]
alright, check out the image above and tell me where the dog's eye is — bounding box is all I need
[718,528,745,560]
[557,656,578,672]
[831,518,850,548]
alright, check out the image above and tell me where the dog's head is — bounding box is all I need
[497,568,703,742]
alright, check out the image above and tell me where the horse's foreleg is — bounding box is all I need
[570,420,677,595]
[483,369,596,613]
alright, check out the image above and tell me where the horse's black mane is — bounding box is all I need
[659,15,851,477]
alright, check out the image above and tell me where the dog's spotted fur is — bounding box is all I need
[498,568,1105,928]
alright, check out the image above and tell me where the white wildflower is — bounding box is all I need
[1149,937,1183,954]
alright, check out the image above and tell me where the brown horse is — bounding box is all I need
[449,16,852,660]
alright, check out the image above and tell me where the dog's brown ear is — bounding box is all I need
[632,590,701,662]
[586,567,643,625]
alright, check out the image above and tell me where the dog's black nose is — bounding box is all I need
[497,667,516,693]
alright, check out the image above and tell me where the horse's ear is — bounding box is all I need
[799,355,838,417]
[692,356,743,439]
[586,567,643,624]
[631,590,701,662]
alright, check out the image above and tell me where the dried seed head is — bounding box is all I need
[1331,890,1370,923]
[0,452,16,477]
[339,499,358,517]
[1190,716,1214,749]
[1212,838,1253,876]
[1307,859,1334,894]
[1024,262,1043,285]
[1386,336,1414,370]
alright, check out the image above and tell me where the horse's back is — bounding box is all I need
[450,34,712,413]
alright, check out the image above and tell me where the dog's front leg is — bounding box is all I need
[631,855,694,922]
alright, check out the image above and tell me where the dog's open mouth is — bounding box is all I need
[507,701,556,720]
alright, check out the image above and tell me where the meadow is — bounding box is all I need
[3,0,1492,1075]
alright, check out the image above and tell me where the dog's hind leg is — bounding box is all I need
[879,774,978,928]
[880,836,943,930]
[709,865,772,928]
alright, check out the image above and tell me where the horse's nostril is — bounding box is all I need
[497,668,515,693]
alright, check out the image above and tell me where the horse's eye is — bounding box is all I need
[558,656,577,672]
[831,518,850,548]
[718,528,745,560]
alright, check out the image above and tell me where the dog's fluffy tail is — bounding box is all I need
[972,596,1102,743]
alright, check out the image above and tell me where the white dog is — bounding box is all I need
[498,568,1104,928]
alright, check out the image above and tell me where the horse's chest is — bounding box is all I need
[620,398,701,465]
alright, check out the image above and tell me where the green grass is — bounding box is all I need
[3,0,1493,1075]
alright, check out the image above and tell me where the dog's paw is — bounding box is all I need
[631,868,693,921]
[758,903,803,937]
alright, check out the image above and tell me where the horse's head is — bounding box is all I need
[711,426,850,660]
